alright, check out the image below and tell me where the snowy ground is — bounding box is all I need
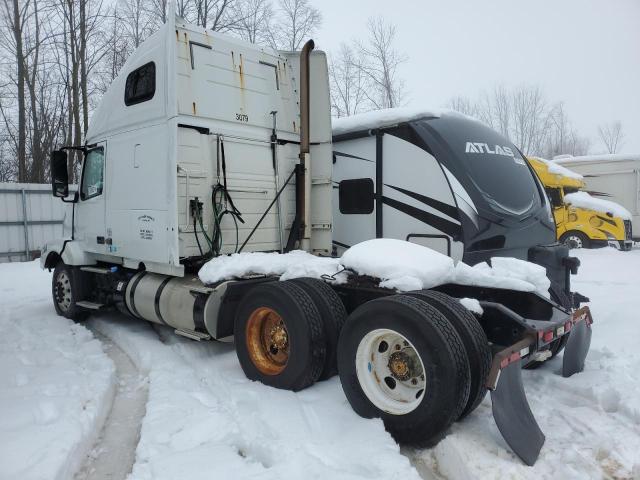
[1,247,639,479]
[409,247,640,480]
[0,262,115,480]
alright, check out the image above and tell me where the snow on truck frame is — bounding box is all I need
[42,13,592,466]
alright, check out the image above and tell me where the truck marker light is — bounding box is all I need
[501,351,522,369]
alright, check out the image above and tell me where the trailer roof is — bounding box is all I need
[554,153,640,165]
[332,107,474,136]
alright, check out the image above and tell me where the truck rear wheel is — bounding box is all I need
[234,281,326,392]
[289,278,347,380]
[52,262,88,321]
[406,290,491,419]
[337,295,470,446]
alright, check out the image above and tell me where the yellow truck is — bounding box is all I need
[528,157,633,250]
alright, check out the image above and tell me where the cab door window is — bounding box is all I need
[81,147,105,200]
[545,188,563,208]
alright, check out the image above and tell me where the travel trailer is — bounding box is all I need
[555,154,639,240]
[528,156,632,250]
[41,14,593,466]
[331,109,584,309]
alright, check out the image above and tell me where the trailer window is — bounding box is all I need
[125,62,156,106]
[339,178,374,214]
[81,147,104,200]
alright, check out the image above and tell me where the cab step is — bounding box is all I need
[80,266,114,274]
[174,328,211,341]
[76,300,104,310]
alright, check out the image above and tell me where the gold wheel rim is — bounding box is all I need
[246,307,290,375]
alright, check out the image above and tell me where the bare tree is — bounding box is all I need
[510,85,550,154]
[236,0,272,44]
[598,121,624,154]
[23,0,44,181]
[147,0,168,24]
[544,102,590,158]
[120,0,153,49]
[448,95,479,118]
[268,0,320,50]
[447,86,590,158]
[1,0,29,181]
[329,43,367,118]
[196,0,244,31]
[355,17,407,109]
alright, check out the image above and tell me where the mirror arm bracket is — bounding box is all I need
[61,191,79,204]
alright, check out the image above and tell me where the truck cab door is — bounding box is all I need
[76,143,107,255]
[546,187,565,237]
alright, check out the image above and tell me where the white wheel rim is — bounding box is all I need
[54,271,72,312]
[355,328,426,415]
[567,236,582,248]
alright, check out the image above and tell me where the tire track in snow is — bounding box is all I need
[401,447,446,480]
[74,331,148,480]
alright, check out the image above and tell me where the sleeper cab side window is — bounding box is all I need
[124,62,156,106]
[339,178,374,214]
[81,147,105,200]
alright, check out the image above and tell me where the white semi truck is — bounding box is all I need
[42,13,593,466]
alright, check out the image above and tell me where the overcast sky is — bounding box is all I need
[314,0,640,154]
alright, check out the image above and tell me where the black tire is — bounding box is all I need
[52,262,89,321]
[289,278,347,380]
[337,294,471,446]
[560,231,590,249]
[234,281,326,392]
[406,290,491,419]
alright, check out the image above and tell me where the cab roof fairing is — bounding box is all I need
[85,14,291,144]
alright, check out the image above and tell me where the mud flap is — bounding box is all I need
[491,360,545,466]
[562,317,592,377]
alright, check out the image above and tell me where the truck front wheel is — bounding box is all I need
[560,231,590,249]
[52,262,88,321]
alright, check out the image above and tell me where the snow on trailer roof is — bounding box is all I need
[554,153,640,165]
[332,107,448,136]
[198,239,551,298]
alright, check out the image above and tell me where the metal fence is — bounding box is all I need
[0,183,75,263]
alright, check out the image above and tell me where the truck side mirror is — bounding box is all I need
[51,150,69,198]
